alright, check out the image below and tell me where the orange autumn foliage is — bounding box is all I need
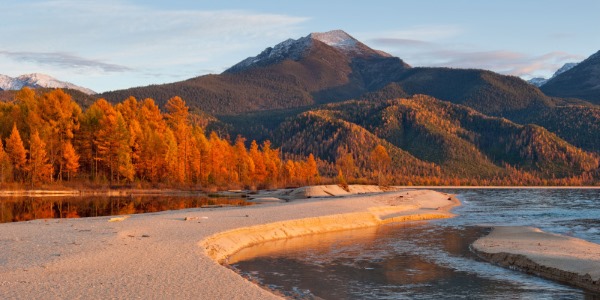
[0,89,320,189]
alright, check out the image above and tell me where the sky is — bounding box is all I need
[1,0,599,93]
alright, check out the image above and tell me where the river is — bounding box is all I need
[230,188,600,299]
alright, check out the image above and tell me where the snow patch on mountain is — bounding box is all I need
[527,77,548,87]
[310,30,357,49]
[226,36,312,72]
[0,73,95,95]
[528,62,579,87]
[225,30,392,73]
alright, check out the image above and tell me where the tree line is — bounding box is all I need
[0,88,326,189]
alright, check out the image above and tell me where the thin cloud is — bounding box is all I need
[370,38,434,48]
[419,49,584,77]
[370,31,584,78]
[0,51,132,72]
[381,25,463,41]
[0,0,309,89]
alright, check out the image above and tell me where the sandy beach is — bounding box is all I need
[472,226,600,292]
[0,186,458,299]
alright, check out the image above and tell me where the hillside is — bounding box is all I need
[542,50,600,104]
[246,95,599,181]
[99,31,599,149]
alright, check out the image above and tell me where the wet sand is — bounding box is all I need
[472,226,600,293]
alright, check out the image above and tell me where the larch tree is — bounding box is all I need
[38,89,81,181]
[283,159,296,187]
[0,141,12,183]
[29,130,53,186]
[62,142,80,181]
[164,129,180,183]
[233,136,251,186]
[94,99,131,184]
[305,153,319,185]
[165,97,193,183]
[336,147,356,184]
[249,140,266,186]
[370,145,391,186]
[5,123,27,182]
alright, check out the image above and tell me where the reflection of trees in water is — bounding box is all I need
[0,196,250,223]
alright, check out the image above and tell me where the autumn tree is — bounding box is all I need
[305,153,319,185]
[233,136,252,187]
[135,99,169,183]
[93,99,131,184]
[336,147,356,184]
[283,159,296,187]
[262,140,281,187]
[192,128,210,186]
[5,123,27,182]
[0,141,12,183]
[370,145,391,186]
[37,89,81,181]
[28,131,53,186]
[249,140,266,187]
[165,96,193,183]
[62,142,80,181]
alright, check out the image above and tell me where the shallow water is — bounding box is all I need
[231,189,600,299]
[443,189,600,244]
[0,195,251,223]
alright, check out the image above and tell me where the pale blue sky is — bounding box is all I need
[1,0,598,93]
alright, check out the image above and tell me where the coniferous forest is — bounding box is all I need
[0,88,324,190]
[0,88,598,189]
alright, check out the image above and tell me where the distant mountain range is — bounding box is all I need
[528,62,579,87]
[5,30,600,182]
[0,73,95,95]
[97,30,600,182]
[541,51,600,105]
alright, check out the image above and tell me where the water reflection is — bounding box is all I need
[231,223,585,299]
[0,195,251,223]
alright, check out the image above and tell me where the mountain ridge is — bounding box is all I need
[542,50,600,104]
[0,73,96,95]
[528,62,578,87]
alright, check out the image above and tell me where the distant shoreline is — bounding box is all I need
[399,185,600,189]
[1,185,598,197]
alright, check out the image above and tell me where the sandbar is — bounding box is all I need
[472,226,600,292]
[0,186,456,299]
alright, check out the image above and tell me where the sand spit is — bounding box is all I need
[0,185,457,299]
[472,226,600,293]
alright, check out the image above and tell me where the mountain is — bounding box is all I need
[269,96,599,179]
[0,73,95,95]
[96,30,600,182]
[528,62,578,87]
[100,30,410,115]
[542,51,600,104]
[100,30,570,120]
[528,77,549,87]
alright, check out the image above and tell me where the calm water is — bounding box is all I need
[231,189,600,299]
[0,195,251,223]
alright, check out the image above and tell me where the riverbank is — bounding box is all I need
[1,185,599,198]
[472,226,600,293]
[0,186,457,299]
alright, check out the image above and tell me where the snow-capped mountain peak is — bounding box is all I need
[225,30,392,73]
[553,62,578,77]
[527,62,579,87]
[310,30,357,49]
[0,73,95,95]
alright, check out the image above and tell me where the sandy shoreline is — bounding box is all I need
[1,185,599,198]
[472,226,600,293]
[0,186,458,299]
